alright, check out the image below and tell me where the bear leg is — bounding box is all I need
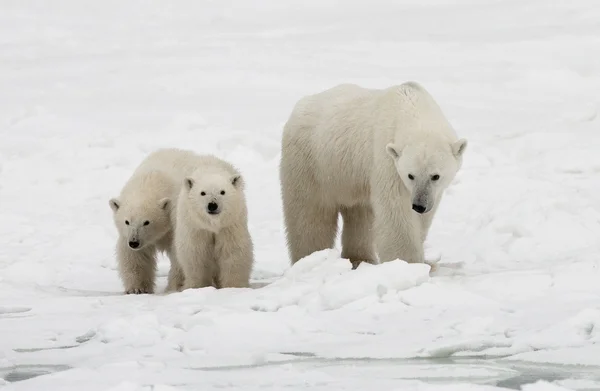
[176,229,215,290]
[340,205,377,268]
[282,192,339,264]
[165,245,185,293]
[419,195,441,244]
[372,197,424,264]
[214,228,253,288]
[116,238,157,294]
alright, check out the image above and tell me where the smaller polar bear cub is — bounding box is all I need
[175,156,253,289]
[110,176,175,295]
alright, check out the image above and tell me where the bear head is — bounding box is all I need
[385,138,467,214]
[108,196,172,251]
[182,170,244,232]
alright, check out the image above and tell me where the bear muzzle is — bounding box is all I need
[128,240,141,249]
[207,201,220,215]
[411,204,427,214]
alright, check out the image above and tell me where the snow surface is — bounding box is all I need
[1,0,600,390]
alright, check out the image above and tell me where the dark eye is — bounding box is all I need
[408,174,415,180]
[220,190,225,195]
[125,220,130,225]
[200,192,206,196]
[431,174,440,181]
[143,221,150,226]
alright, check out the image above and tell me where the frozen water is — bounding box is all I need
[1,0,600,390]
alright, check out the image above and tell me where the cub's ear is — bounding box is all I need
[184,177,194,190]
[231,175,243,188]
[452,138,468,158]
[109,198,120,212]
[385,143,401,159]
[159,198,171,211]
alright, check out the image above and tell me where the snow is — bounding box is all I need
[1,0,600,390]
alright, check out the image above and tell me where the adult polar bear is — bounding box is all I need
[280,82,467,267]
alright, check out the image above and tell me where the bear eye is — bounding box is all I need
[143,220,150,226]
[431,174,440,181]
[220,190,225,195]
[408,174,415,180]
[125,220,130,225]
[200,191,206,196]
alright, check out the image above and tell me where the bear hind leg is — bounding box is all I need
[340,205,377,269]
[282,194,338,264]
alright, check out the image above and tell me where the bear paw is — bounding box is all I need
[125,287,153,295]
[349,258,377,270]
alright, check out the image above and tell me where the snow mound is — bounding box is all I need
[519,308,600,350]
[251,250,431,311]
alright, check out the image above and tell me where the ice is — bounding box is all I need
[1,0,600,389]
[103,382,179,391]
[556,379,600,391]
[521,382,573,391]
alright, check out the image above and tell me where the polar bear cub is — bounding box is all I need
[174,156,253,289]
[280,81,467,267]
[109,148,205,294]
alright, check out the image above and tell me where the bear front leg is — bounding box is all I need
[372,197,424,264]
[214,227,253,288]
[175,226,215,290]
[419,194,442,244]
[116,237,157,294]
[165,245,185,293]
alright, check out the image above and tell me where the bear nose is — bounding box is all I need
[128,240,140,249]
[412,204,426,214]
[207,202,219,212]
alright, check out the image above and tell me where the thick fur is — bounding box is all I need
[109,148,208,294]
[174,156,253,290]
[280,82,467,266]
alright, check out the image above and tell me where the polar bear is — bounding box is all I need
[279,81,467,267]
[109,148,206,294]
[174,156,253,290]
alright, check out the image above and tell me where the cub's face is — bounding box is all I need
[386,139,467,214]
[109,197,172,250]
[183,172,243,231]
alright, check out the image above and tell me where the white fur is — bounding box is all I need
[174,156,253,290]
[279,81,467,266]
[109,148,209,294]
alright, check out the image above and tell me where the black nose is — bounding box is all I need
[207,202,219,212]
[128,241,140,249]
[412,204,426,214]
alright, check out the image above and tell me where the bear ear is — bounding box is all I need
[109,198,120,212]
[452,138,468,158]
[231,175,243,188]
[159,198,171,211]
[385,143,401,160]
[184,177,194,191]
